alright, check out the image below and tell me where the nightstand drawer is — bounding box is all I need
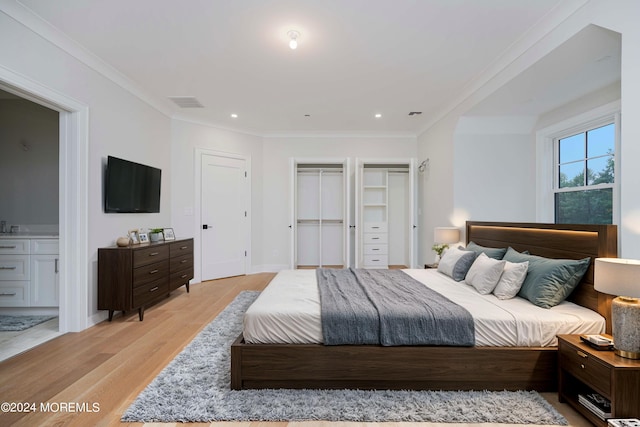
[560,343,611,396]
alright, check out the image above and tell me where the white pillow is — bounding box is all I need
[464,253,506,294]
[493,260,529,300]
[437,246,476,281]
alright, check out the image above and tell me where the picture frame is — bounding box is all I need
[128,229,140,244]
[138,232,149,243]
[162,227,175,241]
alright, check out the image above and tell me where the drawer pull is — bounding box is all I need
[0,266,17,270]
[149,269,159,274]
[0,245,17,249]
[180,246,188,250]
[149,252,160,257]
[149,286,159,292]
[372,237,380,240]
[371,226,380,229]
[181,259,187,263]
[576,350,588,359]
[0,292,17,296]
[181,274,188,279]
[372,259,380,262]
[581,364,585,369]
[372,248,379,251]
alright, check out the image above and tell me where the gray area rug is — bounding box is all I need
[122,291,567,424]
[0,315,56,331]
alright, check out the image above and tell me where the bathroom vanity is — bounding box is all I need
[0,233,59,307]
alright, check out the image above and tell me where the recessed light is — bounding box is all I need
[230,113,238,118]
[374,113,382,118]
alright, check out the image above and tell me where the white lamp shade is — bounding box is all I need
[594,258,640,298]
[434,227,460,245]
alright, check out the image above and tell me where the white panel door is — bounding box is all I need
[201,154,247,280]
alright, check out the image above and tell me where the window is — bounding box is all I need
[554,123,615,224]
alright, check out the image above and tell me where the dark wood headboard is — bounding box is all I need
[466,221,618,333]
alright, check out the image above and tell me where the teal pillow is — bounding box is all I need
[502,247,591,308]
[466,241,507,260]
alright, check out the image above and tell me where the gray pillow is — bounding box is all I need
[437,246,476,281]
[502,247,591,308]
[466,241,507,260]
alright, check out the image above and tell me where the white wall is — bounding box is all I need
[0,98,59,228]
[262,136,417,270]
[170,119,264,281]
[417,0,640,259]
[0,9,172,325]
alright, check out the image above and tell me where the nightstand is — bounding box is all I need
[558,335,640,426]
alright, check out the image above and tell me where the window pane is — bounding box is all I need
[588,156,614,185]
[587,123,615,157]
[559,133,585,163]
[559,161,585,188]
[555,189,613,224]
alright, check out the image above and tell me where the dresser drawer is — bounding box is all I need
[364,254,388,267]
[560,342,611,396]
[133,260,170,287]
[133,245,169,268]
[31,239,59,255]
[364,244,388,255]
[0,283,29,307]
[170,253,193,271]
[363,222,388,233]
[169,266,193,291]
[170,240,193,256]
[132,278,169,307]
[0,240,30,255]
[0,255,30,280]
[364,233,388,244]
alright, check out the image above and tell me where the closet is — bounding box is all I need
[290,159,350,269]
[355,159,416,269]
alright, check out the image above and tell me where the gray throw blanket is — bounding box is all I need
[317,268,475,346]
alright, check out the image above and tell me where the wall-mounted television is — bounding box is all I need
[104,156,161,213]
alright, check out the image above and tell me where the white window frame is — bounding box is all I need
[536,101,620,225]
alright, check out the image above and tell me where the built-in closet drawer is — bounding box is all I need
[363,222,388,233]
[364,245,388,255]
[363,233,388,244]
[364,254,388,267]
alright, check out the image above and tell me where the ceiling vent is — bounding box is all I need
[408,111,422,116]
[168,96,204,108]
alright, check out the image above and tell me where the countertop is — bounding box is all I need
[0,232,59,239]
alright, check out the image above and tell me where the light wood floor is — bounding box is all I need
[0,273,590,427]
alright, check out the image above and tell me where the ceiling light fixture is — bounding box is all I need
[230,113,238,118]
[287,30,300,50]
[375,113,382,118]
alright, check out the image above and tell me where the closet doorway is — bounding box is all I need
[290,159,350,269]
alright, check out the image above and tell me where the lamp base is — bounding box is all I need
[612,296,640,360]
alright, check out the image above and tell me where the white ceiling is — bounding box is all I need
[15,0,620,135]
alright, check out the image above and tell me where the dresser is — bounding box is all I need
[0,236,59,307]
[98,238,193,321]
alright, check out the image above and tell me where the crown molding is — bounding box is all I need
[2,1,173,117]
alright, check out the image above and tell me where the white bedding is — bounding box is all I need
[243,268,605,347]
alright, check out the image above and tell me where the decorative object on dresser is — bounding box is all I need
[162,228,175,241]
[149,228,164,243]
[116,236,131,247]
[98,238,193,321]
[432,226,460,263]
[138,232,149,243]
[558,334,640,426]
[128,229,140,244]
[594,258,640,359]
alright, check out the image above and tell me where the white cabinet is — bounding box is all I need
[291,159,350,268]
[30,239,59,307]
[356,159,416,269]
[0,238,58,307]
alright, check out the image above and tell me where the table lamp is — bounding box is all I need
[432,227,461,261]
[594,258,640,359]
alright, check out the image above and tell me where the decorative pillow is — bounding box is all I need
[493,260,529,300]
[464,253,506,294]
[502,247,591,308]
[437,246,476,281]
[466,241,507,260]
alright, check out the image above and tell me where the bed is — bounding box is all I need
[231,221,618,391]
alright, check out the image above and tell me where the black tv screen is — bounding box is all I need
[104,156,161,213]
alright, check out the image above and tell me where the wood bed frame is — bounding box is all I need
[231,221,617,391]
